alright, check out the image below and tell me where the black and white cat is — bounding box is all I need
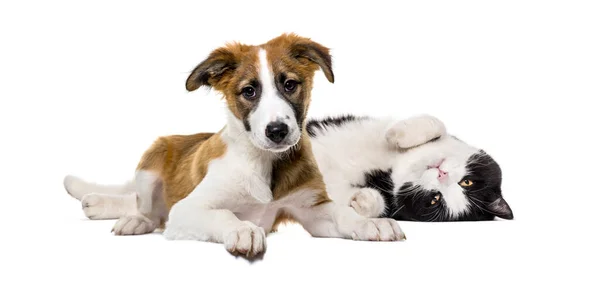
[307,114,513,222]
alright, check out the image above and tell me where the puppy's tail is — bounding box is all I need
[63,175,135,201]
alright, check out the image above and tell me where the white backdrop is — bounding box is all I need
[1,1,598,289]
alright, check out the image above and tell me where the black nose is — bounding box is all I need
[265,122,289,144]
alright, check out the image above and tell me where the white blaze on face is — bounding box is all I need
[438,155,471,218]
[247,49,300,151]
[443,185,470,217]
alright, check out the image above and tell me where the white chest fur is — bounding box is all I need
[181,120,321,232]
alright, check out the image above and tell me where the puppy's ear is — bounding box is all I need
[186,47,237,92]
[291,40,335,83]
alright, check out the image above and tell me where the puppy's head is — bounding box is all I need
[186,33,334,152]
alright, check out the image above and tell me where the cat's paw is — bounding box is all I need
[350,188,386,218]
[224,221,266,258]
[385,114,447,149]
[351,218,406,241]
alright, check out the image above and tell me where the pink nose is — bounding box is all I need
[438,170,448,181]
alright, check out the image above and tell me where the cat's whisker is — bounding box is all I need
[467,196,497,216]
[390,204,405,217]
[437,208,446,222]
[467,195,490,205]
[423,209,439,217]
[468,186,493,193]
[427,208,443,222]
[369,183,393,193]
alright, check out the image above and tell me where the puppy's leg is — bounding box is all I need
[163,195,266,258]
[111,170,166,235]
[81,193,137,220]
[290,200,405,241]
[64,175,135,200]
[385,114,447,149]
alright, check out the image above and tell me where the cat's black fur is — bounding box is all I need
[306,115,369,137]
[358,151,513,222]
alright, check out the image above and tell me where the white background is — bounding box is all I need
[1,0,599,289]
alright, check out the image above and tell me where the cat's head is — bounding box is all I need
[389,135,513,222]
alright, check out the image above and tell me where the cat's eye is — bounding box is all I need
[459,179,474,187]
[430,194,441,205]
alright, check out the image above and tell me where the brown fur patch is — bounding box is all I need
[270,134,329,203]
[268,132,332,230]
[263,34,334,84]
[135,131,226,210]
[261,34,334,126]
[271,210,295,232]
[186,43,262,126]
[185,33,334,127]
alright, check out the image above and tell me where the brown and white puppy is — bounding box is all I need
[64,33,405,258]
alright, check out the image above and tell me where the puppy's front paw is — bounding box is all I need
[112,215,156,235]
[351,218,406,241]
[350,188,386,218]
[385,114,446,149]
[224,221,266,258]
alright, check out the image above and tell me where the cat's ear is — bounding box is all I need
[487,197,513,220]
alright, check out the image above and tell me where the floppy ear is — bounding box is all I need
[291,40,335,83]
[185,47,237,92]
[487,197,514,220]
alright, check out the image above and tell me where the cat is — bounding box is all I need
[307,114,513,222]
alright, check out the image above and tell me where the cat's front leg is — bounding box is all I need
[290,200,405,241]
[385,114,447,149]
[350,188,386,218]
[325,182,386,218]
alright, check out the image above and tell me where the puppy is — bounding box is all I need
[64,33,405,258]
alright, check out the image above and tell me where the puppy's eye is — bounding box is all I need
[284,80,298,92]
[242,87,256,100]
[459,179,474,187]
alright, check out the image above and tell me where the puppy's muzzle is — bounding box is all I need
[265,122,289,144]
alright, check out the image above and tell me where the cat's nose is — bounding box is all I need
[437,170,448,182]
